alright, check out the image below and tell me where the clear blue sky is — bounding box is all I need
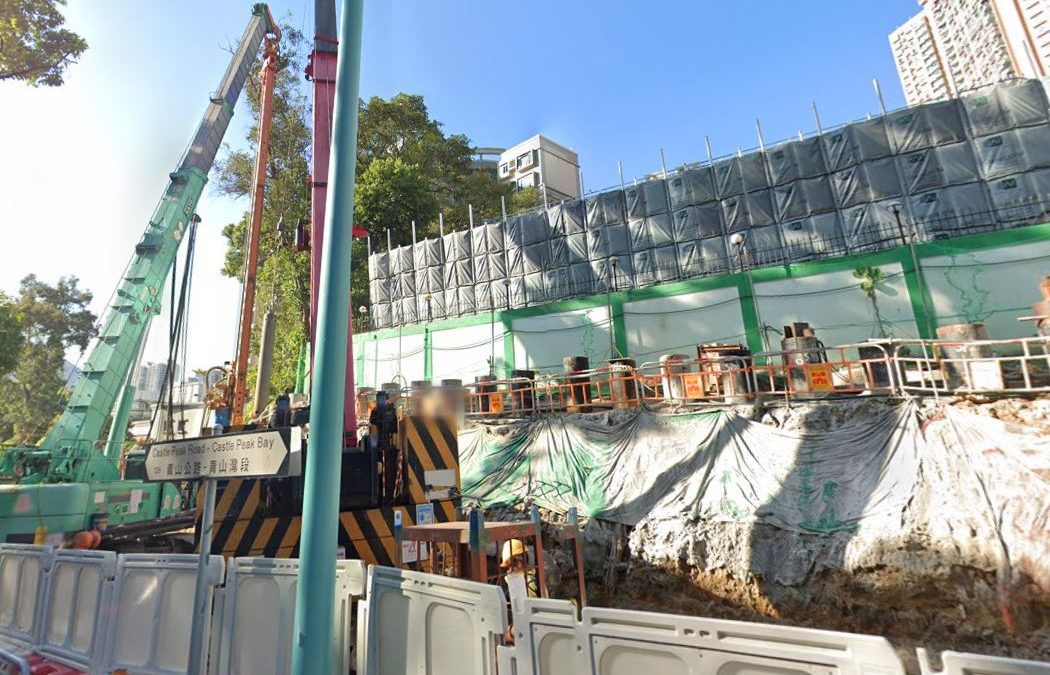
[0,0,917,373]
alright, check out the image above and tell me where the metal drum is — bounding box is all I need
[935,323,1002,390]
[510,369,536,412]
[607,358,637,408]
[563,356,592,412]
[781,323,826,395]
[475,375,497,413]
[698,343,752,403]
[660,354,690,400]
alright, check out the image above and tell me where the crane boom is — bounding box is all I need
[3,4,279,484]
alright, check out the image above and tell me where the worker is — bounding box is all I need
[369,391,400,503]
[272,387,292,427]
[501,538,539,645]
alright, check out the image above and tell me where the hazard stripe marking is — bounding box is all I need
[236,514,265,557]
[251,517,279,554]
[279,518,302,551]
[424,416,457,470]
[214,479,242,519]
[212,480,254,553]
[264,515,290,557]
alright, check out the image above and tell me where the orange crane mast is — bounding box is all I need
[231,34,280,425]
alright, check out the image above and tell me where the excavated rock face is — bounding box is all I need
[617,397,1050,667]
[474,395,1050,670]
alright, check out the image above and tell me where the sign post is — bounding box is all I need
[144,427,302,675]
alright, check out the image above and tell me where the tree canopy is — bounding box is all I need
[0,0,87,86]
[216,27,520,403]
[0,275,96,444]
[0,294,24,377]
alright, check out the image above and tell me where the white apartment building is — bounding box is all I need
[890,13,951,105]
[498,135,581,201]
[890,0,1050,106]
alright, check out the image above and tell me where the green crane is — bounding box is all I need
[0,4,279,544]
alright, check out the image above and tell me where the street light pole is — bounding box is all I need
[732,233,768,352]
[891,203,935,339]
[292,1,364,672]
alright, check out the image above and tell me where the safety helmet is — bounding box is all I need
[500,539,528,568]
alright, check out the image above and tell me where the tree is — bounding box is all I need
[356,93,512,231]
[354,157,439,246]
[509,186,542,213]
[0,0,87,86]
[853,265,894,339]
[0,294,24,377]
[217,34,514,398]
[0,275,96,443]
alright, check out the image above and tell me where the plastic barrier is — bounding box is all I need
[918,648,1050,675]
[499,596,906,675]
[99,553,224,675]
[357,565,507,675]
[0,648,30,675]
[0,545,52,652]
[208,556,366,675]
[35,549,115,672]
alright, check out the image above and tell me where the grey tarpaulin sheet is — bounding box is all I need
[460,406,919,532]
[460,402,1050,585]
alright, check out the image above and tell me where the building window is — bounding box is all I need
[516,151,535,170]
[499,162,509,177]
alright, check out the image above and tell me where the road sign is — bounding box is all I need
[143,427,302,482]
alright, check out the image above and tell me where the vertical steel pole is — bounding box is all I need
[292,1,364,673]
[873,77,888,115]
[187,478,216,675]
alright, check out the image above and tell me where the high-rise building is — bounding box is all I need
[889,13,951,106]
[890,0,1050,106]
[498,135,581,202]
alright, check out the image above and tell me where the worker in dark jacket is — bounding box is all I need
[369,391,400,503]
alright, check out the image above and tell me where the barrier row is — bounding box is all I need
[0,545,365,675]
[3,545,1045,674]
[367,336,1050,419]
[356,566,1050,675]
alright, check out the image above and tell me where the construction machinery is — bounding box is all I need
[200,409,462,562]
[0,5,281,546]
[191,0,451,565]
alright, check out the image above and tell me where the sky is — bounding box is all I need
[0,0,917,378]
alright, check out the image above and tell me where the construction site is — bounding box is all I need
[0,1,1048,674]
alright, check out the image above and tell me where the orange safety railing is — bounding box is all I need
[361,337,1050,420]
[891,336,1050,396]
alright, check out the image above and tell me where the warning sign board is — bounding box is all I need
[805,364,835,391]
[489,393,504,413]
[682,373,706,399]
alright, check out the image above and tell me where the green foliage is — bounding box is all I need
[852,265,886,300]
[509,186,542,213]
[0,0,87,86]
[216,28,514,395]
[354,157,439,243]
[356,93,512,234]
[853,265,894,339]
[0,275,96,443]
[0,294,24,377]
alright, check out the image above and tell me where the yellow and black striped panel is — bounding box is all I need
[400,415,459,501]
[208,501,461,564]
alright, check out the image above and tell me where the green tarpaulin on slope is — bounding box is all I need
[460,405,920,534]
